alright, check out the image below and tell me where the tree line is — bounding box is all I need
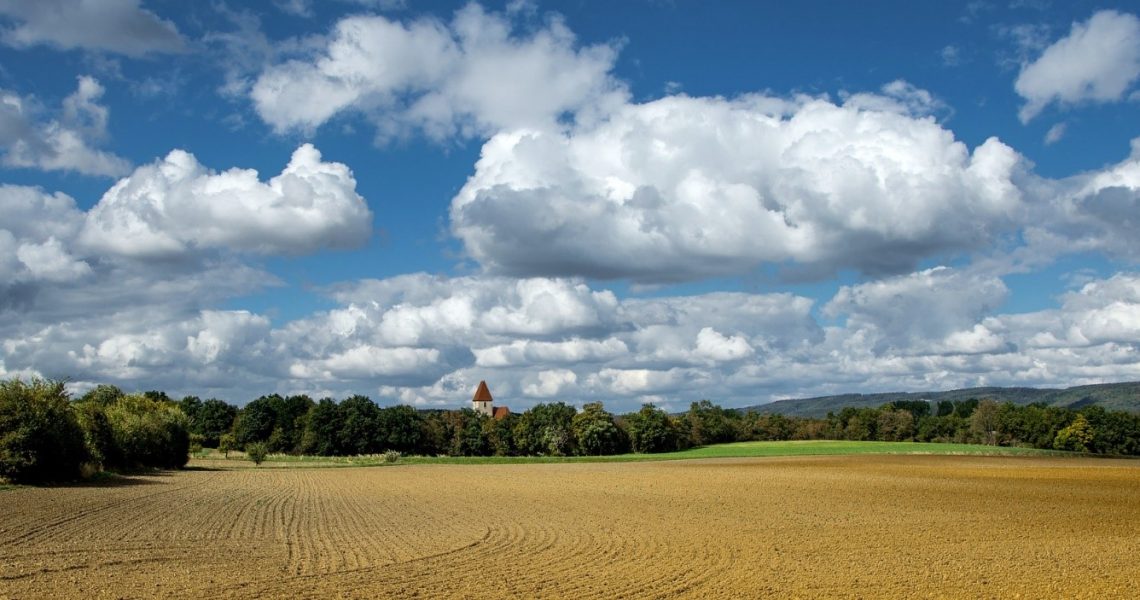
[3,377,1139,484]
[809,398,1140,454]
[0,379,190,483]
[177,391,1140,457]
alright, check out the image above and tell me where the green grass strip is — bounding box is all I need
[193,440,1075,469]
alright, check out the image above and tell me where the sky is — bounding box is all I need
[1,0,1139,411]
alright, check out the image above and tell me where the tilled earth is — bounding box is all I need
[1,455,1137,599]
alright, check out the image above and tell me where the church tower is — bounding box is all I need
[472,380,493,417]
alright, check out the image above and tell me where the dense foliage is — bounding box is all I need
[0,379,89,483]
[4,375,1140,484]
[801,399,1140,455]
[178,397,237,448]
[219,394,1140,458]
[0,379,196,483]
[76,384,191,470]
[102,394,191,469]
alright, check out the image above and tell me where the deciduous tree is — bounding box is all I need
[196,399,237,448]
[624,404,680,453]
[339,395,381,455]
[969,399,1000,445]
[300,398,342,456]
[1054,414,1094,452]
[378,405,425,454]
[573,402,626,455]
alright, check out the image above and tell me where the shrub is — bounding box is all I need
[79,384,124,406]
[384,449,401,463]
[73,399,116,468]
[0,378,89,483]
[246,442,269,466]
[105,394,190,469]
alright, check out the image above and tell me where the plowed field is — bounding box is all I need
[2,455,1138,598]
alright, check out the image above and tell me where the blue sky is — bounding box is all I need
[1,0,1139,410]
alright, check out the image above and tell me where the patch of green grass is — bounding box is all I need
[655,440,1072,459]
[398,440,1071,464]
[189,440,1074,469]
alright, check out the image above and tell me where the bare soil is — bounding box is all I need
[1,455,1137,598]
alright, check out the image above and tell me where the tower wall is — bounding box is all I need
[473,399,493,417]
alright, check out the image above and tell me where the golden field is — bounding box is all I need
[1,455,1138,599]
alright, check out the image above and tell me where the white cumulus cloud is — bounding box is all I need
[693,327,754,363]
[15,237,92,283]
[0,185,89,284]
[824,266,1010,353]
[186,311,272,366]
[325,274,619,348]
[0,76,131,176]
[250,3,625,139]
[474,338,627,367]
[1015,10,1140,122]
[588,368,686,396]
[6,261,1140,409]
[80,144,371,258]
[450,91,1024,283]
[289,345,444,381]
[0,0,185,56]
[1037,138,1140,261]
[522,369,577,397]
[1007,273,1140,349]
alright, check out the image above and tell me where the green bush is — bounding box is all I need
[73,399,116,468]
[383,449,401,463]
[79,384,124,406]
[246,442,269,466]
[105,394,190,469]
[0,378,89,483]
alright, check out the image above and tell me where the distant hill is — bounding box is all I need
[740,381,1140,418]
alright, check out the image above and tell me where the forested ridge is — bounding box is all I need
[745,381,1140,417]
[2,377,1139,483]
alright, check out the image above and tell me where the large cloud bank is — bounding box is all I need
[7,263,1140,410]
[3,3,1140,410]
[0,144,370,393]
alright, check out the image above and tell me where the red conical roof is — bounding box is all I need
[472,380,493,402]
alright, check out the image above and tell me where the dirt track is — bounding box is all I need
[1,455,1138,598]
